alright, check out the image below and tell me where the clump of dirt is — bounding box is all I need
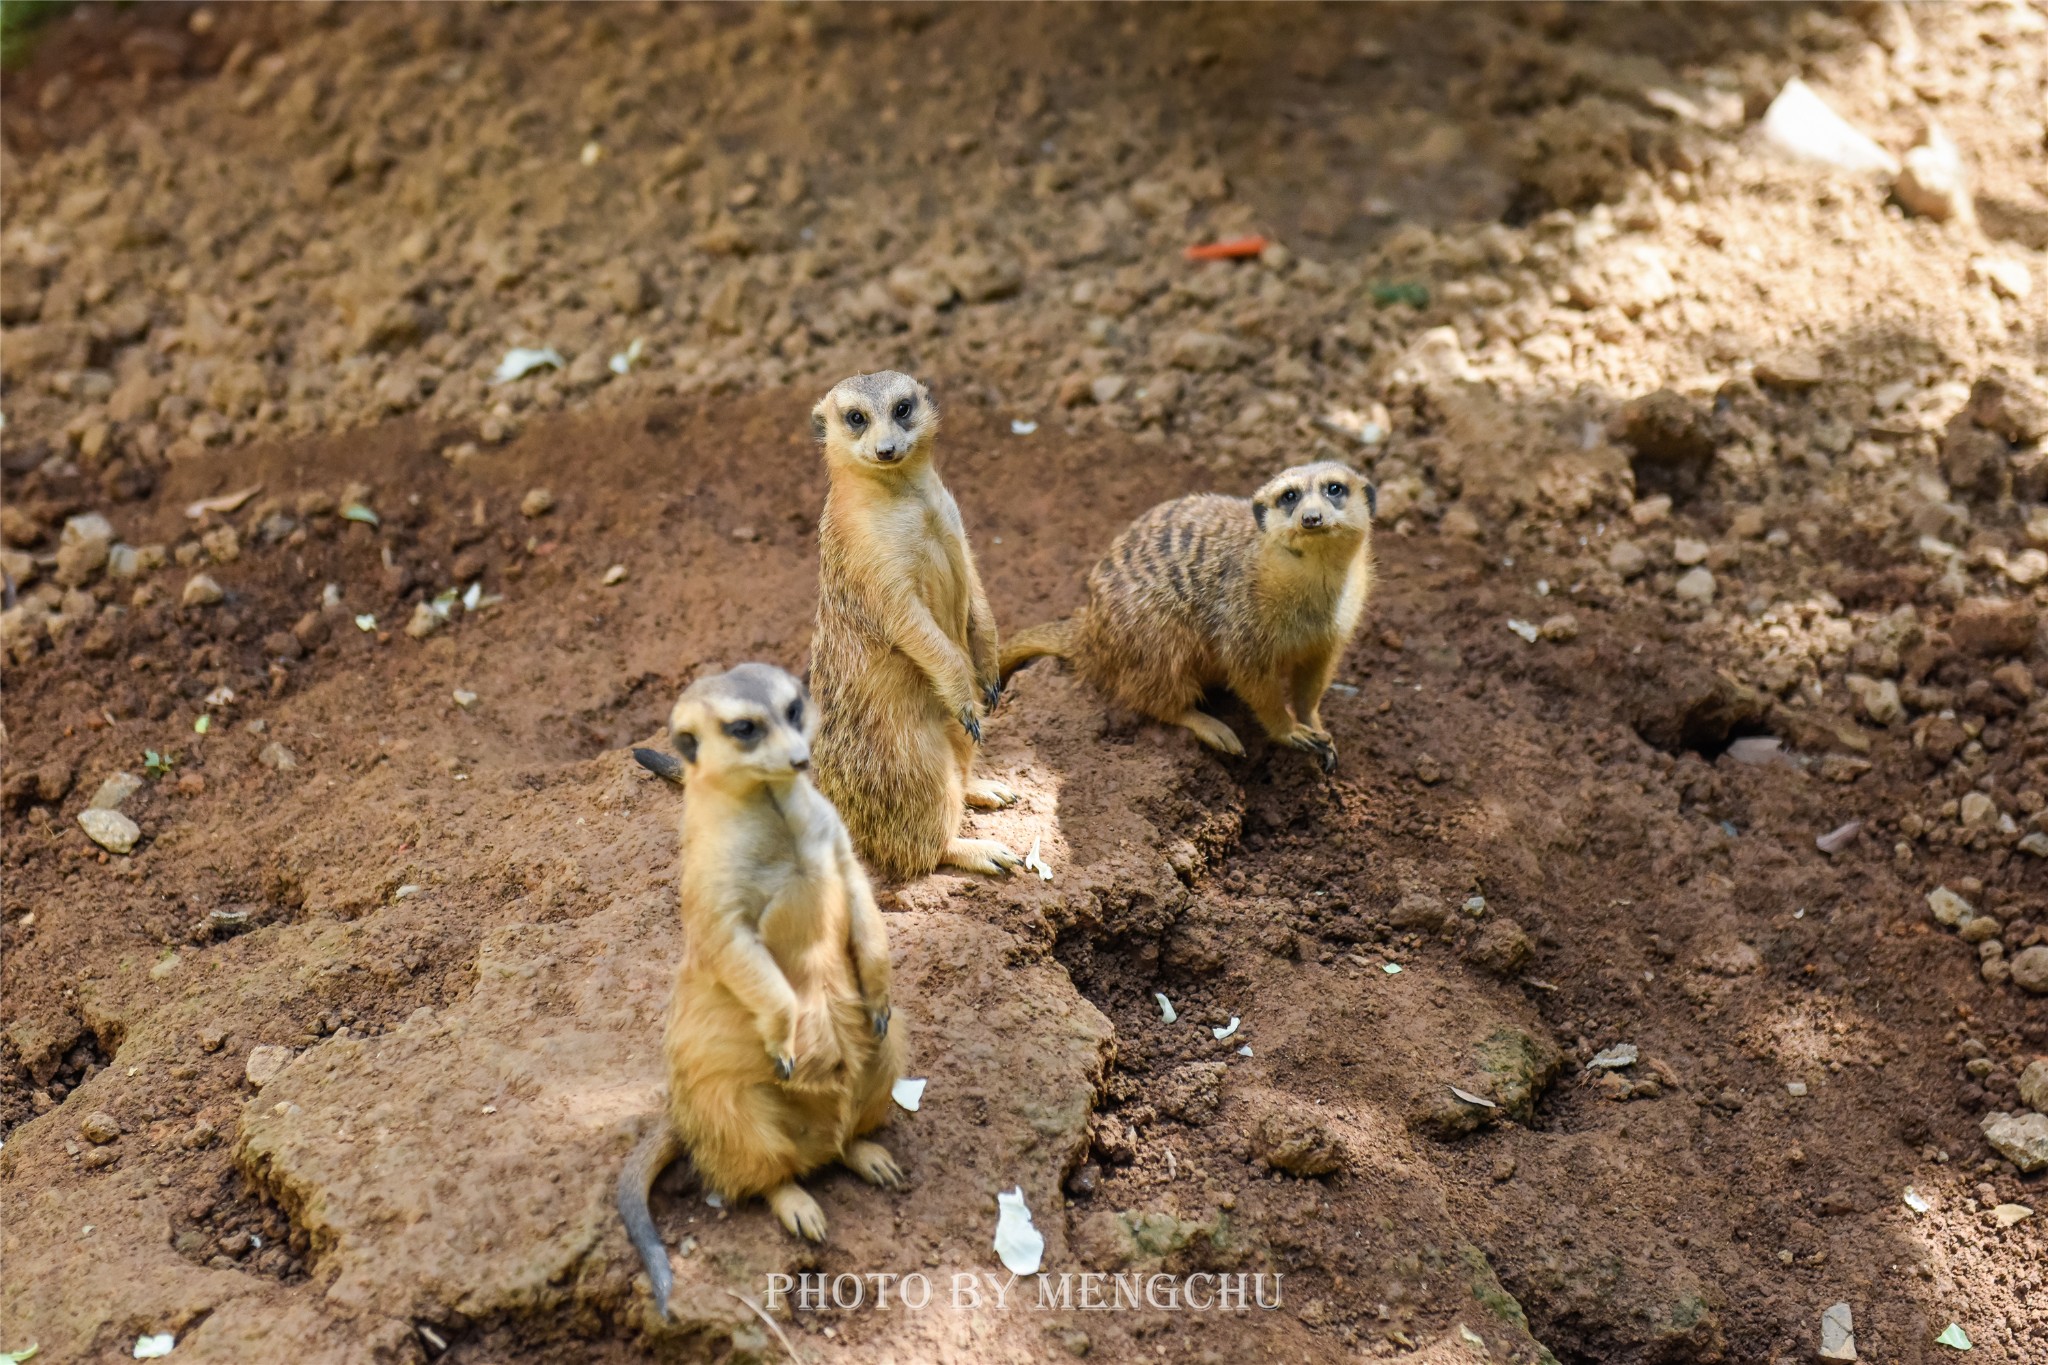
[5,3,2047,1364]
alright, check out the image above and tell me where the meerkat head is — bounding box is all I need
[666,663,817,791]
[811,371,938,474]
[1250,462,1375,551]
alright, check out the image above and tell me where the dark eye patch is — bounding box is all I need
[786,697,804,726]
[722,718,762,746]
[1324,482,1347,502]
[1278,489,1301,508]
[893,397,914,422]
[673,731,700,764]
[846,409,868,430]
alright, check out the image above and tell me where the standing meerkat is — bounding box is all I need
[1001,461,1375,772]
[618,664,906,1318]
[807,370,1022,880]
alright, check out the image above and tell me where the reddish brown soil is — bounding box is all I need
[4,4,2046,1364]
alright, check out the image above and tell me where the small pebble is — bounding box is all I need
[520,488,556,518]
[181,574,225,607]
[78,808,140,854]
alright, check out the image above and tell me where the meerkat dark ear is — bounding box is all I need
[672,730,700,765]
[811,411,827,444]
[1252,500,1267,530]
[1364,483,1378,519]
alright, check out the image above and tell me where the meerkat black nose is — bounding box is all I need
[1301,511,1324,528]
[875,445,900,461]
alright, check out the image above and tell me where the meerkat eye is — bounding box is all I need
[1325,482,1346,498]
[846,410,867,430]
[723,718,761,743]
[892,397,913,422]
[785,697,804,726]
[1278,489,1301,508]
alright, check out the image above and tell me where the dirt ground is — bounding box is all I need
[3,2,2047,1362]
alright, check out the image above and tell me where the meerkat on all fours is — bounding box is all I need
[807,370,1023,881]
[618,664,906,1319]
[1001,461,1375,772]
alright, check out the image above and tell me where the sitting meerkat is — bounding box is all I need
[618,663,906,1318]
[807,370,1022,880]
[1001,461,1375,772]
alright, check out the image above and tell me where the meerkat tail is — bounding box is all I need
[617,1121,688,1318]
[998,617,1078,680]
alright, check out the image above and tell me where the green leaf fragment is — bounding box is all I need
[340,503,380,526]
[1935,1323,1972,1350]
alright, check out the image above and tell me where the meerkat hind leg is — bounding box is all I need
[767,1183,829,1242]
[842,1139,905,1189]
[1173,708,1245,756]
[964,777,1019,810]
[943,837,1023,876]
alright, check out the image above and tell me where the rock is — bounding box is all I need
[1089,375,1127,406]
[1672,566,1716,604]
[77,808,140,854]
[562,349,611,393]
[1069,1207,1225,1271]
[1155,1062,1226,1123]
[600,261,654,314]
[1950,598,2036,657]
[1960,915,2003,944]
[2021,832,2048,858]
[79,1111,121,1144]
[404,602,445,640]
[2011,945,2048,995]
[1960,792,1997,829]
[1980,1110,2048,1172]
[1671,537,1709,566]
[1167,330,1243,373]
[1538,613,1579,642]
[1607,540,1649,578]
[1928,886,1976,927]
[1417,1028,1562,1137]
[234,908,1111,1328]
[884,266,956,310]
[181,574,225,607]
[1972,256,2033,303]
[1251,1101,1346,1176]
[1614,389,1716,501]
[244,1044,292,1088]
[1755,349,1824,390]
[942,249,1023,304]
[258,743,298,771]
[2017,1061,2048,1114]
[1845,675,1902,725]
[54,513,115,587]
[1393,326,1474,387]
[1389,892,1449,932]
[1465,919,1533,978]
[520,488,555,518]
[1760,78,1898,174]
[1963,369,2048,445]
[1819,1302,1857,1362]
[85,771,144,811]
[1894,123,1970,224]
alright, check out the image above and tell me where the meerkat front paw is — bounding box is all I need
[982,678,1003,712]
[867,1002,891,1039]
[842,1139,905,1189]
[957,707,983,743]
[964,777,1019,810]
[942,837,1023,876]
[768,1184,829,1242]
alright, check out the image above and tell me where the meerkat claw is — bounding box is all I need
[771,1052,795,1082]
[869,1004,890,1039]
[843,1140,905,1189]
[982,679,1003,711]
[958,708,983,743]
